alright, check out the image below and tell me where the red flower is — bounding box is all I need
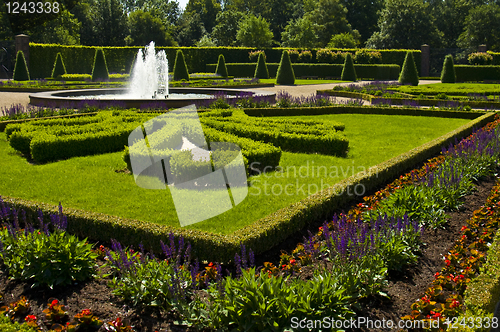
[461,226,468,231]
[445,259,451,266]
[434,272,439,278]
[25,315,37,322]
[290,259,296,265]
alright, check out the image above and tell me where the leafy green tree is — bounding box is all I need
[236,14,274,47]
[440,54,456,83]
[125,10,176,46]
[341,52,357,81]
[305,0,355,46]
[366,0,442,49]
[27,10,81,45]
[399,51,419,86]
[138,0,181,26]
[328,33,359,48]
[52,53,67,78]
[432,0,474,48]
[175,12,206,46]
[91,0,128,46]
[276,50,295,85]
[281,17,319,48]
[173,50,190,81]
[211,10,244,46]
[458,4,500,51]
[13,51,30,81]
[185,0,221,33]
[0,7,14,41]
[196,35,217,47]
[340,0,384,43]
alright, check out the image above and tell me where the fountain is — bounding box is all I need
[29,42,275,109]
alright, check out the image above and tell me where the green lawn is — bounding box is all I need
[0,113,470,234]
[392,83,500,95]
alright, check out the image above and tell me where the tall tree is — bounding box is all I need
[91,0,128,45]
[185,0,221,33]
[236,14,274,47]
[211,10,244,46]
[458,4,500,51]
[340,0,384,44]
[28,10,81,45]
[281,17,319,48]
[305,0,354,46]
[125,10,176,46]
[366,0,442,49]
[175,12,206,46]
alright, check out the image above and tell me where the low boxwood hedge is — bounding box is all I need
[455,65,500,82]
[1,112,494,263]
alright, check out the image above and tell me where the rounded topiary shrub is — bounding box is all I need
[91,48,109,81]
[215,54,228,78]
[399,51,419,86]
[13,51,30,81]
[440,54,456,83]
[276,50,295,85]
[173,50,190,81]
[254,52,269,79]
[341,53,357,81]
[51,52,67,79]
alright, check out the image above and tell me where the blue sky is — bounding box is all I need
[177,0,188,11]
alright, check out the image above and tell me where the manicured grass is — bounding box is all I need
[259,78,347,85]
[0,113,470,234]
[392,83,500,95]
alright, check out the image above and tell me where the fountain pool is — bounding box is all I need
[29,42,275,109]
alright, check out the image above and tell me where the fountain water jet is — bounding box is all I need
[128,42,169,99]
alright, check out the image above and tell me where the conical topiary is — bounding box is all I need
[276,50,295,85]
[440,54,456,83]
[254,52,269,79]
[51,53,67,79]
[341,53,357,81]
[173,50,190,81]
[13,51,30,81]
[215,54,228,78]
[91,48,109,81]
[399,51,419,86]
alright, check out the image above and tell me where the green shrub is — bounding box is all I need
[173,50,190,81]
[316,49,334,63]
[254,53,269,79]
[91,48,109,81]
[297,50,312,63]
[441,54,456,83]
[399,51,419,86]
[354,49,382,64]
[327,32,358,49]
[0,315,38,332]
[51,52,67,79]
[468,52,493,65]
[276,50,295,85]
[0,226,97,289]
[13,51,30,81]
[287,49,299,62]
[455,65,500,82]
[341,53,357,81]
[215,54,228,78]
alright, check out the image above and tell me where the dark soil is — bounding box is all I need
[0,177,496,332]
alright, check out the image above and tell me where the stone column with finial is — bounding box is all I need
[15,34,30,70]
[421,44,430,77]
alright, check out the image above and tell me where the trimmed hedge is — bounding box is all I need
[29,43,418,79]
[254,53,269,79]
[455,65,500,82]
[244,104,486,119]
[206,63,400,79]
[215,54,228,78]
[201,117,348,156]
[5,111,151,162]
[91,48,109,81]
[276,50,295,85]
[0,112,493,263]
[399,51,419,86]
[51,52,67,78]
[13,51,30,81]
[173,50,190,81]
[341,53,357,81]
[440,55,456,83]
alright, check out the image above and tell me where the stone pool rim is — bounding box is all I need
[29,87,276,109]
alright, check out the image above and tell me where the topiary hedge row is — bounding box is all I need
[201,117,348,156]
[1,112,493,263]
[29,43,418,79]
[6,111,152,162]
[455,65,500,82]
[206,63,400,79]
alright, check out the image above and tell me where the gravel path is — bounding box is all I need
[0,79,442,111]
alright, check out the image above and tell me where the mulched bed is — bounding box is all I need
[0,176,496,332]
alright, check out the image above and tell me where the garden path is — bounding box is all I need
[0,79,441,110]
